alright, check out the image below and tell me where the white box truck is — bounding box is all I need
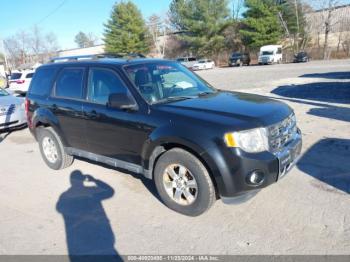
[258,45,283,65]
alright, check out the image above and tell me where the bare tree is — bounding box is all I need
[4,28,59,68]
[232,0,244,20]
[312,0,341,59]
[4,30,30,67]
[31,26,44,59]
[147,14,169,58]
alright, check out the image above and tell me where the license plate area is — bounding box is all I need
[278,139,302,180]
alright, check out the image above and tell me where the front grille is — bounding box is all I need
[268,114,298,153]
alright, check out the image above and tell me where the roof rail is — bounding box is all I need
[49,53,146,63]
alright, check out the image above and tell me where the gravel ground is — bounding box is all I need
[0,59,349,256]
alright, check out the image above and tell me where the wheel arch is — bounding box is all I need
[32,108,67,146]
[145,140,219,198]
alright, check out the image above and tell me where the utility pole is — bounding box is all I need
[294,0,300,52]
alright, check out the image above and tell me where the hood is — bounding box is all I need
[155,91,292,127]
[0,95,24,107]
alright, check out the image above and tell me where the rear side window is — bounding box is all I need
[26,73,34,79]
[55,68,84,99]
[29,67,57,96]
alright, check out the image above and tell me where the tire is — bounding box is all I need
[154,148,216,216]
[37,127,74,170]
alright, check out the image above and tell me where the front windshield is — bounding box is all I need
[232,53,241,57]
[124,62,216,104]
[0,88,9,97]
[262,51,274,56]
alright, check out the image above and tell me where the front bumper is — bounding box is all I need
[210,130,302,203]
[229,59,240,66]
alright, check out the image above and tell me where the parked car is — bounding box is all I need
[8,70,35,94]
[192,59,215,70]
[229,52,251,67]
[258,45,283,65]
[176,57,197,69]
[26,56,302,216]
[294,52,310,63]
[0,88,26,132]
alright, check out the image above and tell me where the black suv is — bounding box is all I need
[26,56,302,216]
[294,52,310,63]
[229,52,251,67]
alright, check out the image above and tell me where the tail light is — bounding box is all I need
[25,98,30,114]
[25,98,32,128]
[16,80,25,84]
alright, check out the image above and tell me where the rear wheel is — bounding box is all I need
[37,127,74,170]
[154,148,216,216]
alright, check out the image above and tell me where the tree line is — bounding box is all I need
[103,0,350,61]
[3,0,349,68]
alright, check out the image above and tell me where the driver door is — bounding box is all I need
[82,67,146,164]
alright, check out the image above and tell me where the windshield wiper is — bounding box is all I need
[153,96,196,105]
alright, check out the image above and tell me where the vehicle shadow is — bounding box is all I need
[300,71,350,80]
[56,170,122,262]
[297,138,350,194]
[308,106,350,122]
[271,79,350,122]
[271,81,350,104]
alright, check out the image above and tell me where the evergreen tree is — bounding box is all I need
[240,0,283,49]
[104,1,150,54]
[169,0,231,57]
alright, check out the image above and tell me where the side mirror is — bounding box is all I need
[108,93,137,111]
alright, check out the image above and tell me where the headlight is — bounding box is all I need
[224,128,269,153]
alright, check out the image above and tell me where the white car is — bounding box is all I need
[0,88,27,131]
[192,59,215,70]
[176,57,198,69]
[8,70,35,94]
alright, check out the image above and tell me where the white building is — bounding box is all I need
[57,45,105,57]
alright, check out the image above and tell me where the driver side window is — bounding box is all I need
[87,68,128,105]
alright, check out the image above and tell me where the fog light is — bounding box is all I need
[247,171,265,186]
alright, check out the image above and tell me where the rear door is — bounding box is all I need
[49,67,89,150]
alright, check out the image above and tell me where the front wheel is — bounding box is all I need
[154,148,216,216]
